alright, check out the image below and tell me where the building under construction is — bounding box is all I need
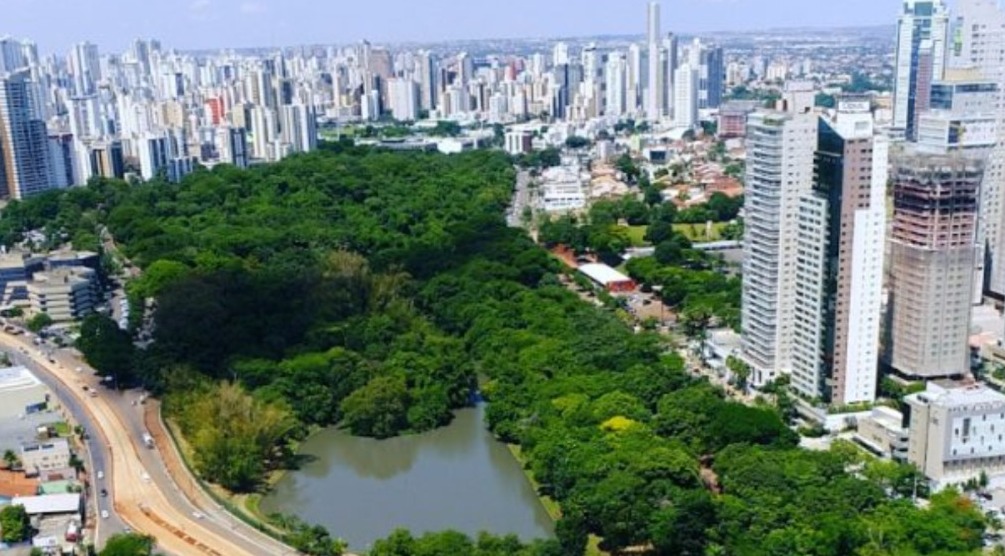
[884,147,983,379]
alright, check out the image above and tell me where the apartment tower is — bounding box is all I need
[740,108,817,387]
[791,99,887,406]
[893,0,948,140]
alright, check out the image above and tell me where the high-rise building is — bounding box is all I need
[662,33,679,118]
[417,51,437,112]
[0,38,26,73]
[646,1,662,121]
[954,0,1005,299]
[0,71,54,199]
[884,148,982,379]
[69,42,101,96]
[216,127,248,169]
[87,140,125,179]
[699,44,725,110]
[388,78,419,122]
[916,71,998,302]
[893,0,948,140]
[604,53,627,117]
[673,63,698,129]
[280,104,317,153]
[741,109,818,387]
[47,133,76,189]
[627,44,645,115]
[791,99,887,406]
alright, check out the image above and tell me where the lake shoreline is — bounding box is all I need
[260,404,555,550]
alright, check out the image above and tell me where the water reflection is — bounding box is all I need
[261,405,554,550]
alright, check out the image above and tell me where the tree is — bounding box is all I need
[172,382,297,492]
[2,449,18,470]
[564,136,591,150]
[0,504,30,543]
[99,533,155,556]
[26,312,53,333]
[76,314,135,385]
[340,375,410,438]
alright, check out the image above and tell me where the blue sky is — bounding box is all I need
[7,0,905,53]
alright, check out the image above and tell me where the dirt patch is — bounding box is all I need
[0,468,39,497]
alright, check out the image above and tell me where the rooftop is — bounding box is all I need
[11,493,81,515]
[907,382,1005,409]
[579,263,632,286]
[0,366,42,392]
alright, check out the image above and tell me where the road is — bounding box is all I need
[7,345,128,547]
[0,333,296,556]
[507,170,533,227]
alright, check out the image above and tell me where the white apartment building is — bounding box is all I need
[954,0,1005,298]
[740,110,817,387]
[673,64,698,129]
[388,78,419,122]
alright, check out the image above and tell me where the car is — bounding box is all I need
[192,511,204,519]
[101,509,109,520]
[100,489,107,497]
[97,470,104,480]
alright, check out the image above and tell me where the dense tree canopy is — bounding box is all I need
[6,144,988,555]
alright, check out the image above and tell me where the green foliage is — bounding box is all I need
[341,375,410,438]
[430,121,462,137]
[99,533,155,556]
[26,312,53,332]
[564,136,590,150]
[6,144,988,556]
[76,314,136,384]
[676,192,744,224]
[0,504,30,542]
[168,381,297,492]
[371,529,560,556]
[516,148,561,169]
[626,255,741,330]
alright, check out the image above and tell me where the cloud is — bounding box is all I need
[239,1,268,14]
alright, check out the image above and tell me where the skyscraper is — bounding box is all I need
[791,99,887,406]
[884,148,982,379]
[741,109,818,387]
[0,38,26,73]
[953,0,1005,299]
[388,78,419,122]
[0,71,54,199]
[605,53,627,117]
[646,1,662,121]
[893,0,948,140]
[69,42,101,96]
[673,63,698,128]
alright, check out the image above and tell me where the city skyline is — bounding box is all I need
[6,0,905,53]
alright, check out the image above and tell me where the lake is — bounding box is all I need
[259,404,555,551]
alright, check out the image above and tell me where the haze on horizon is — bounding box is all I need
[7,0,903,53]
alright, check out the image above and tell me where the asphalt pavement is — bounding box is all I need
[7,347,128,547]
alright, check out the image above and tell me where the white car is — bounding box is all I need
[97,470,104,480]
[101,510,109,520]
